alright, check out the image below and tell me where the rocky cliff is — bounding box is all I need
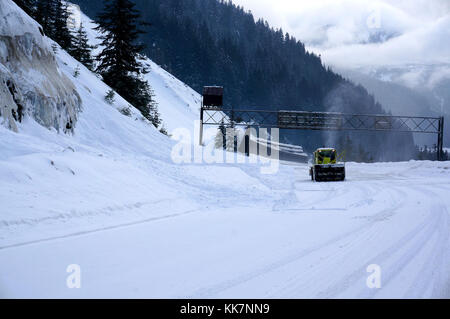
[0,0,81,133]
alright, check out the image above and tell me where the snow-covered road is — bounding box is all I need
[1,161,449,298]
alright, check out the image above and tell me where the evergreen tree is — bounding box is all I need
[71,23,95,70]
[131,78,160,127]
[12,0,36,18]
[73,64,81,78]
[104,89,115,105]
[215,120,226,149]
[35,0,56,37]
[53,0,74,52]
[95,0,160,126]
[225,124,239,152]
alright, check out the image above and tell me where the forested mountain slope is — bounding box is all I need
[71,0,416,161]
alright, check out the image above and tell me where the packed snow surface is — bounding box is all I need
[1,153,450,298]
[1,0,450,299]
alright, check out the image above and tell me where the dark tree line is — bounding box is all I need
[71,22,95,70]
[13,0,73,52]
[416,146,449,161]
[12,0,36,17]
[13,0,88,60]
[12,0,160,129]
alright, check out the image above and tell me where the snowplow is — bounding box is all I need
[310,148,345,182]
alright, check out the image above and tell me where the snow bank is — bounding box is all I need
[0,0,271,245]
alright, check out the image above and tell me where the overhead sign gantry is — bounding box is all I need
[200,86,445,161]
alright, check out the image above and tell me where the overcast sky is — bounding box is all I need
[233,0,450,70]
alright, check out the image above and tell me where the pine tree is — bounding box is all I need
[95,0,160,126]
[53,0,74,52]
[73,65,80,78]
[71,23,95,70]
[105,89,115,105]
[215,121,226,149]
[33,1,74,52]
[225,125,239,152]
[12,0,36,18]
[159,125,168,136]
[132,78,160,127]
[35,0,56,37]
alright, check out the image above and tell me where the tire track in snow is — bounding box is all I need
[267,182,405,298]
[0,199,173,228]
[406,206,448,298]
[312,185,446,298]
[0,207,202,251]
[344,209,436,298]
[404,184,450,298]
[271,206,388,298]
[188,183,406,298]
[357,205,442,298]
[420,184,450,298]
[274,175,377,212]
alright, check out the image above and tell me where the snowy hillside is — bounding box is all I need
[0,0,264,245]
[1,0,450,299]
[75,9,201,134]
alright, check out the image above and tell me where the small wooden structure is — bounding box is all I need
[202,86,223,107]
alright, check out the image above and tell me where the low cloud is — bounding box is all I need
[234,0,450,85]
[319,15,450,68]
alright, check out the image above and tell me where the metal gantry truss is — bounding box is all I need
[200,107,445,160]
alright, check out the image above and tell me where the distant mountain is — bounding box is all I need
[337,68,449,148]
[69,0,418,161]
[270,0,449,147]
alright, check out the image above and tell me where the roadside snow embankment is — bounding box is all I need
[0,0,271,248]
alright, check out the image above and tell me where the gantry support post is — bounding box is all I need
[438,116,444,161]
[199,103,204,146]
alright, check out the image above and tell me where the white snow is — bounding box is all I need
[0,0,46,42]
[0,0,81,133]
[0,0,450,299]
[77,11,201,135]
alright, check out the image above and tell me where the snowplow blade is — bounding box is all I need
[313,164,345,182]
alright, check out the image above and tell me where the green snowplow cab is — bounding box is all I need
[309,148,345,182]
